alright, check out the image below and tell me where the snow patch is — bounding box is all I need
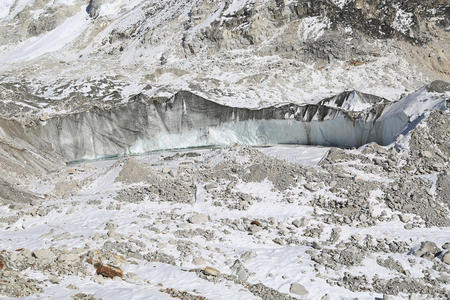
[0,8,89,63]
[392,8,414,35]
[297,16,330,41]
[223,0,253,16]
[330,0,353,9]
[0,0,15,19]
[4,0,34,19]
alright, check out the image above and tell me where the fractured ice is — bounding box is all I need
[1,82,447,162]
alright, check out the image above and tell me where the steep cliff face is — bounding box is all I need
[0,118,63,186]
[0,82,444,163]
[0,1,448,164]
[27,90,381,161]
[182,0,449,54]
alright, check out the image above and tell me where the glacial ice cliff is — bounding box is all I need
[0,82,446,163]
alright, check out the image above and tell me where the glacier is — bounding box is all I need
[0,81,442,163]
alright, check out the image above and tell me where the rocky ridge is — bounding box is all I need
[0,0,449,109]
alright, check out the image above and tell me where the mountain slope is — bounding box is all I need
[0,0,448,110]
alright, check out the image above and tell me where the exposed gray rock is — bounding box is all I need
[240,250,257,262]
[289,282,308,296]
[192,257,206,266]
[188,213,209,224]
[231,260,249,282]
[413,242,439,260]
[442,252,450,264]
[32,249,55,265]
[72,293,102,300]
[248,283,297,300]
[86,0,102,19]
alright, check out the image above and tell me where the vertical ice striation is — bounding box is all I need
[0,82,447,162]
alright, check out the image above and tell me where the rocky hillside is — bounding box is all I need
[0,0,449,113]
[0,1,449,300]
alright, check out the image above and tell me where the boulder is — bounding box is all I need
[442,251,450,264]
[204,266,220,276]
[95,263,123,278]
[413,241,439,260]
[290,283,308,296]
[32,249,55,264]
[188,213,209,224]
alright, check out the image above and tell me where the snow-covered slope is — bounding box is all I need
[0,0,448,109]
[0,110,449,299]
[0,1,449,300]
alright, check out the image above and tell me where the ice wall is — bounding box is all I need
[26,84,447,162]
[0,118,63,175]
[0,82,445,163]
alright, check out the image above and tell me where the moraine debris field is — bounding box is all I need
[0,1,449,299]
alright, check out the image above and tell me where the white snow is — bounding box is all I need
[297,16,330,41]
[0,7,89,63]
[0,2,447,297]
[4,0,34,19]
[223,0,252,16]
[1,130,449,299]
[392,8,414,35]
[258,145,329,166]
[377,86,448,145]
[0,0,15,19]
[383,87,448,121]
[323,91,378,111]
[330,0,354,9]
